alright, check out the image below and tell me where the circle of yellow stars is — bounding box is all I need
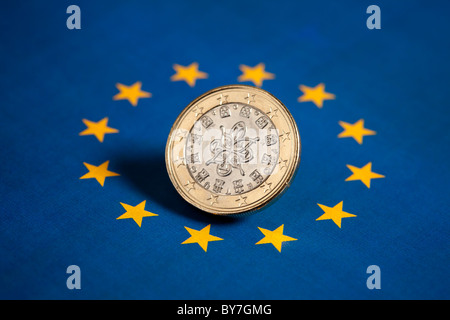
[76,61,384,252]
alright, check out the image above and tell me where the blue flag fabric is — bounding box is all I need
[0,0,449,299]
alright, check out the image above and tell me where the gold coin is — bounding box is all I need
[165,85,301,215]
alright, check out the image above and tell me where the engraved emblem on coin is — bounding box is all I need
[186,102,280,196]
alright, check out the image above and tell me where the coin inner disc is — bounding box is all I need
[186,102,280,196]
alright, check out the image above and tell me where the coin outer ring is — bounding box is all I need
[165,84,301,215]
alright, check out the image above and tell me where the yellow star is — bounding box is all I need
[279,130,291,142]
[260,182,272,193]
[238,63,275,87]
[316,201,356,228]
[338,119,376,144]
[113,81,151,106]
[267,107,278,119]
[170,62,208,87]
[79,117,118,142]
[235,195,247,207]
[278,157,288,171]
[181,224,223,252]
[298,83,335,108]
[79,160,120,186]
[207,193,219,206]
[346,162,385,188]
[244,93,256,104]
[184,180,196,192]
[255,225,297,252]
[116,200,158,227]
[192,105,204,118]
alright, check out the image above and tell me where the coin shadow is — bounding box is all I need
[114,151,242,225]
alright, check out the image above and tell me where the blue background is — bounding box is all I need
[0,0,448,299]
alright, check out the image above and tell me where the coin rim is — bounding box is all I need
[165,84,301,215]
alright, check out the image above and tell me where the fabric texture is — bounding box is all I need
[0,0,448,299]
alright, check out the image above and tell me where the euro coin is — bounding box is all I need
[165,85,300,215]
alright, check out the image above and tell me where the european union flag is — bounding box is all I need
[1,0,448,301]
